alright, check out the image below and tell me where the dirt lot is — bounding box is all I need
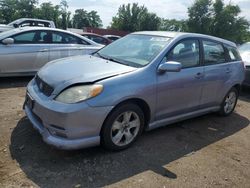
[0,77,250,188]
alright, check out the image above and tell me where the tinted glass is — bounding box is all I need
[167,39,200,68]
[225,44,241,61]
[109,37,120,41]
[84,35,108,45]
[52,32,89,45]
[13,31,36,43]
[203,40,226,65]
[12,31,49,44]
[91,36,107,45]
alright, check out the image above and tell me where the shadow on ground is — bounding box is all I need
[0,77,33,89]
[240,87,250,102]
[10,112,249,188]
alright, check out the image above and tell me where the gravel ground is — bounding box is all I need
[0,77,249,188]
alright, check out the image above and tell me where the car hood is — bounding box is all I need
[0,24,13,31]
[240,51,250,66]
[38,55,137,89]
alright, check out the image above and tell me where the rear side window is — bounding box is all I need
[90,35,108,45]
[224,44,241,61]
[52,32,90,45]
[167,39,200,68]
[202,40,226,65]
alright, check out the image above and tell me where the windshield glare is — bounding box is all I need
[97,34,171,67]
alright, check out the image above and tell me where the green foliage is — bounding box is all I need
[0,0,38,23]
[111,3,161,31]
[0,0,249,43]
[160,19,188,32]
[36,2,61,27]
[0,0,102,29]
[187,0,212,34]
[0,0,19,23]
[88,10,102,28]
[187,0,250,43]
[60,0,68,30]
[72,9,102,29]
[18,0,38,18]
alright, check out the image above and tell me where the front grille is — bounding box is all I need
[35,76,54,96]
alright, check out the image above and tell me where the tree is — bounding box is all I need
[187,0,250,43]
[0,0,38,23]
[0,0,18,23]
[187,0,212,34]
[88,10,102,28]
[210,0,250,43]
[72,9,89,28]
[72,9,102,29]
[60,0,69,29]
[111,3,161,32]
[160,19,188,32]
[36,2,61,27]
[16,0,38,18]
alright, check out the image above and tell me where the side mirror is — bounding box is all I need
[2,38,14,45]
[158,61,182,73]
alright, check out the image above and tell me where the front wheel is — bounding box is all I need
[101,103,144,151]
[219,87,238,116]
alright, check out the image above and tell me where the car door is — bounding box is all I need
[199,40,230,108]
[156,38,204,120]
[48,31,93,62]
[0,30,49,75]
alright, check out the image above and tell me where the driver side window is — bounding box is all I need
[167,39,200,68]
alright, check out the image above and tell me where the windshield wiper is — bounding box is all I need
[95,52,141,68]
[96,52,122,63]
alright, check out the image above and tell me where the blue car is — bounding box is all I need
[24,31,245,150]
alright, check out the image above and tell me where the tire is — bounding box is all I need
[219,87,238,116]
[101,103,144,151]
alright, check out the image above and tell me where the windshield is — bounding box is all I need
[238,43,250,53]
[0,29,18,40]
[96,34,171,67]
[7,20,19,26]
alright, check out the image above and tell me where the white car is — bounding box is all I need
[0,27,103,76]
[238,42,250,86]
[0,18,56,33]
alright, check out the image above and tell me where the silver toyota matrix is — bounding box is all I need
[24,31,245,150]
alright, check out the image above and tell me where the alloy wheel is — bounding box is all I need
[111,111,140,146]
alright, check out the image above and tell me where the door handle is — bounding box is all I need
[39,49,48,52]
[226,68,232,73]
[195,72,203,79]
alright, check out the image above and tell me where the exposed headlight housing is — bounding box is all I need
[55,84,103,104]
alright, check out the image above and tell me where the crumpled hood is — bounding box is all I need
[38,55,137,88]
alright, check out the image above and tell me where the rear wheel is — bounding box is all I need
[219,87,238,116]
[101,103,144,150]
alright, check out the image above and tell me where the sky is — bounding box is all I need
[39,0,250,28]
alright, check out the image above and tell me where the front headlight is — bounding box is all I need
[55,84,103,104]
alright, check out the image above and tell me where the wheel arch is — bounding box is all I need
[100,98,151,135]
[232,83,241,94]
